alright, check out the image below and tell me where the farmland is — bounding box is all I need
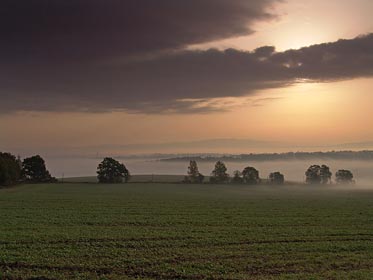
[1,182,373,279]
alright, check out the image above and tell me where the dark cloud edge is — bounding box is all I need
[1,33,372,115]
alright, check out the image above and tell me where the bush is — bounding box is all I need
[231,170,244,184]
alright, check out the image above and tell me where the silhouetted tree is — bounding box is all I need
[184,160,204,183]
[269,172,285,185]
[22,155,56,183]
[305,164,331,185]
[231,170,244,184]
[305,165,321,184]
[97,157,130,183]
[335,170,354,184]
[210,161,229,183]
[320,165,332,184]
[0,152,22,186]
[242,166,260,185]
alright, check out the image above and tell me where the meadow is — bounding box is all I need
[1,181,373,279]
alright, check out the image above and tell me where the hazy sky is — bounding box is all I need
[1,0,373,156]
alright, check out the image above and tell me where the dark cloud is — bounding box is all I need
[254,46,276,58]
[1,34,372,114]
[0,0,278,62]
[0,48,288,113]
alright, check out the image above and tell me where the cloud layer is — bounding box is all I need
[1,1,372,114]
[1,0,277,62]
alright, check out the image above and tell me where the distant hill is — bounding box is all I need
[160,150,373,162]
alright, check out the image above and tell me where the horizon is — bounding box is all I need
[4,138,373,159]
[9,149,373,180]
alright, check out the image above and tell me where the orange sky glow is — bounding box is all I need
[1,0,373,157]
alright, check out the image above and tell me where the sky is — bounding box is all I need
[1,0,373,157]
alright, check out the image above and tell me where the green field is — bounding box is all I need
[61,175,186,183]
[1,182,373,279]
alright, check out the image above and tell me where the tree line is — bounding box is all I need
[182,161,354,185]
[95,157,354,185]
[161,151,373,162]
[0,153,355,187]
[0,152,56,186]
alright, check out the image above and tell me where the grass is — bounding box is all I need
[1,182,373,279]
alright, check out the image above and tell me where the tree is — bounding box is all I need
[0,152,22,186]
[305,165,321,184]
[305,165,331,185]
[184,160,204,183]
[269,172,285,185]
[210,161,229,183]
[320,165,332,184]
[242,166,260,185]
[231,170,243,184]
[22,155,56,183]
[335,170,354,184]
[97,157,130,183]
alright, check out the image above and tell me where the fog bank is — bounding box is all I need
[46,157,373,186]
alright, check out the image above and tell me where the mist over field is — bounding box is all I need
[46,156,373,186]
